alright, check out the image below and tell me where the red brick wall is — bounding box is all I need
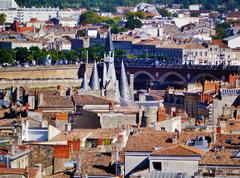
[204,81,220,93]
[200,93,213,104]
[54,145,69,159]
[157,109,166,122]
[229,74,239,85]
[56,112,68,121]
[67,140,80,152]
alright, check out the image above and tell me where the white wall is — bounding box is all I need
[173,17,199,28]
[48,124,61,141]
[227,37,240,48]
[149,157,199,176]
[153,116,181,132]
[125,153,149,176]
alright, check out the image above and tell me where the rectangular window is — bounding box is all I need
[153,162,162,171]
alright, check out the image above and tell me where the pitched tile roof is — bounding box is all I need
[72,95,116,105]
[150,144,204,157]
[40,96,74,108]
[199,150,240,166]
[222,120,240,133]
[215,134,240,150]
[78,148,115,176]
[125,129,210,152]
[0,168,38,178]
[49,129,92,142]
[89,128,124,139]
[49,128,124,142]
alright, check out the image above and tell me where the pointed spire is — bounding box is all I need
[107,61,116,82]
[102,62,108,88]
[89,61,100,90]
[105,28,114,52]
[115,80,120,103]
[80,70,89,91]
[120,61,132,101]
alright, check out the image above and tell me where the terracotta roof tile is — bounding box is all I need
[125,129,210,152]
[0,168,38,178]
[41,96,74,108]
[223,120,240,133]
[151,144,205,156]
[215,134,240,150]
[199,150,240,166]
[78,148,115,176]
[49,128,124,142]
[73,95,116,105]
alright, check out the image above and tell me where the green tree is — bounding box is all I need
[126,11,145,20]
[58,51,66,61]
[79,11,102,24]
[125,19,142,30]
[0,49,14,64]
[76,29,87,37]
[88,46,104,61]
[213,22,231,39]
[158,8,171,17]
[29,46,47,64]
[0,13,6,25]
[48,51,58,63]
[15,47,29,63]
[80,48,87,62]
[115,49,126,58]
[127,54,137,59]
[66,50,79,63]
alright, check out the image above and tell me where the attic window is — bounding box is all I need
[216,155,221,159]
[234,152,240,158]
[225,139,232,144]
[153,162,162,171]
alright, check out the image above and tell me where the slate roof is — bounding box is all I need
[105,29,114,51]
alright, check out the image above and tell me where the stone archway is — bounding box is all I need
[134,71,155,90]
[191,73,218,83]
[159,71,186,83]
[134,70,155,81]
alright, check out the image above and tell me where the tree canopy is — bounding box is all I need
[0,14,6,25]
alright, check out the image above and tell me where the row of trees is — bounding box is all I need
[79,11,143,33]
[0,46,127,65]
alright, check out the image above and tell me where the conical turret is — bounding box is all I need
[102,62,108,88]
[80,70,89,91]
[120,61,132,101]
[107,61,116,83]
[89,61,100,90]
[104,28,114,62]
[105,28,114,52]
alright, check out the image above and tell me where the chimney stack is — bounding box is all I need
[38,93,44,106]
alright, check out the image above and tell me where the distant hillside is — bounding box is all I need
[15,0,239,12]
